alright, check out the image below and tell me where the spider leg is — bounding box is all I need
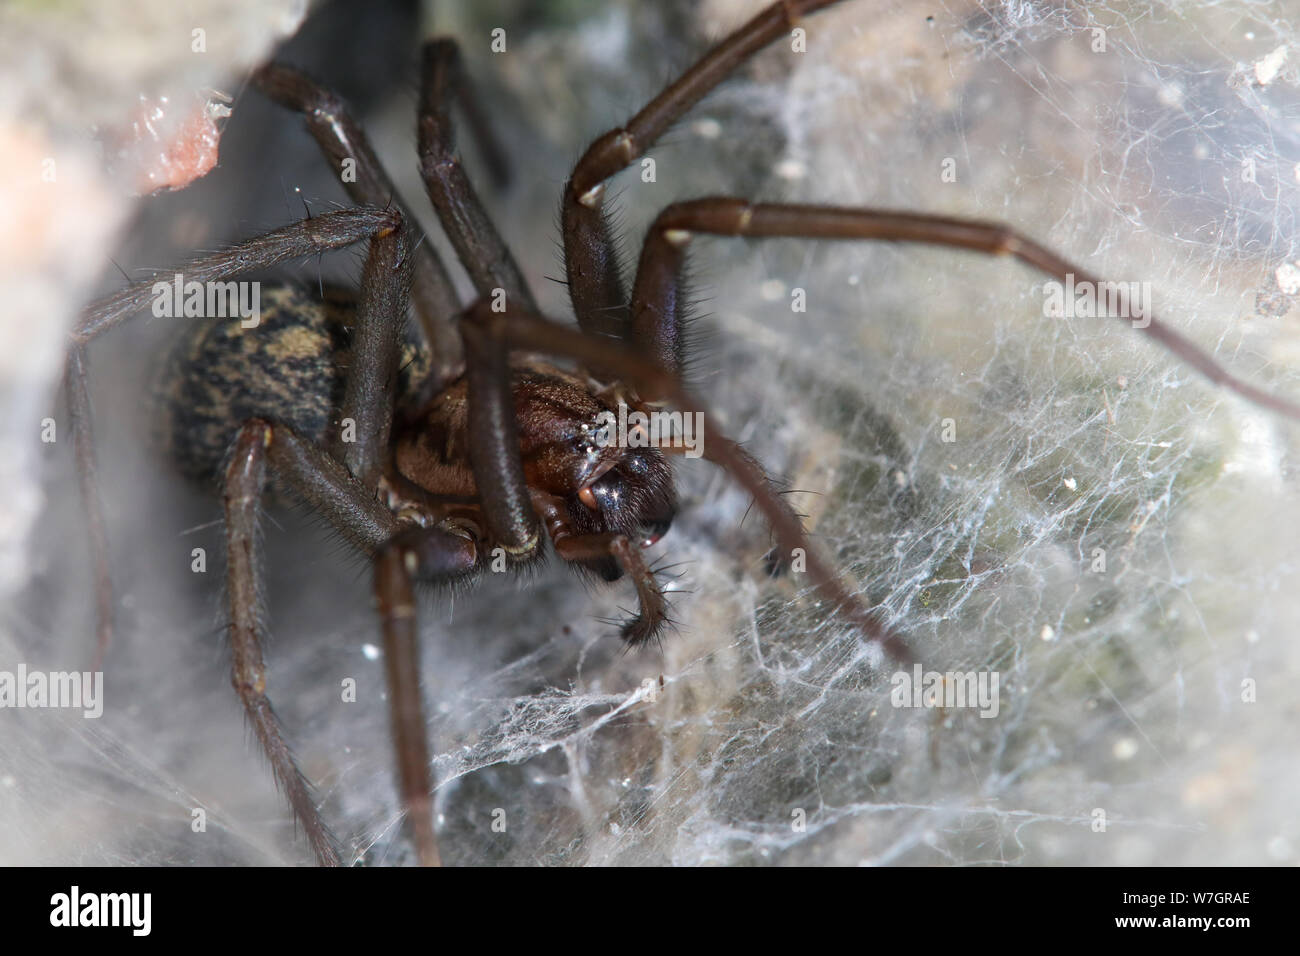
[77,204,410,497]
[336,222,413,489]
[255,65,465,383]
[628,198,1300,419]
[64,344,112,671]
[224,419,401,867]
[553,533,668,645]
[562,0,844,341]
[66,207,402,667]
[457,317,543,557]
[373,524,479,867]
[228,416,476,867]
[459,300,913,664]
[74,207,402,344]
[418,39,536,312]
[74,208,422,865]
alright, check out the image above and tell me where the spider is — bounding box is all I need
[65,0,1300,866]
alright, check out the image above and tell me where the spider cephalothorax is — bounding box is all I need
[67,0,1300,868]
[390,363,677,570]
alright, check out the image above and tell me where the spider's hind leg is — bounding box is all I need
[222,418,399,866]
[68,207,403,667]
[73,206,430,865]
[64,344,112,671]
[224,414,477,868]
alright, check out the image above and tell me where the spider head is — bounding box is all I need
[567,447,677,580]
[496,369,680,580]
[520,387,678,580]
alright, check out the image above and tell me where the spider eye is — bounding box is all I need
[577,485,599,510]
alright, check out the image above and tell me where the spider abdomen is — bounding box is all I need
[153,282,429,488]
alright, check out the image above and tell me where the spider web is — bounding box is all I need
[4,0,1300,866]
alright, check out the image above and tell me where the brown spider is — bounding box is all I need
[65,0,1300,867]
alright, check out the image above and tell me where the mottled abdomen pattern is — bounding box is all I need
[153,283,429,487]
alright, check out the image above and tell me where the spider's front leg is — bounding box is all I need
[628,198,1300,420]
[458,315,543,559]
[459,309,672,645]
[562,0,844,342]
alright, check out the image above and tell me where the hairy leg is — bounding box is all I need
[418,39,536,313]
[255,65,465,383]
[68,207,403,668]
[335,222,413,489]
[74,207,401,343]
[627,198,1300,419]
[373,523,479,867]
[63,344,112,670]
[223,419,400,866]
[227,416,479,867]
[457,316,542,557]
[562,0,844,341]
[75,205,416,862]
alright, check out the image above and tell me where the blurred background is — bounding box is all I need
[2,0,1299,865]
